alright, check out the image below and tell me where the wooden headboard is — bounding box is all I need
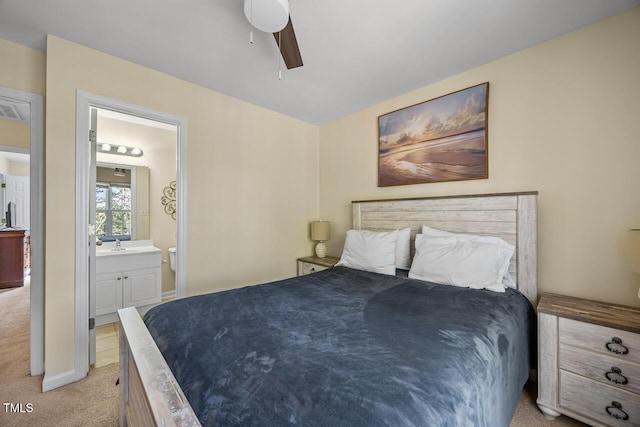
[352,192,538,307]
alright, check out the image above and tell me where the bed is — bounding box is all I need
[118,191,538,427]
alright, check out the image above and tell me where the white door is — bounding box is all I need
[0,172,4,224]
[89,108,98,365]
[5,175,30,228]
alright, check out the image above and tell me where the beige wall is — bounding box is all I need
[8,160,29,177]
[0,119,30,150]
[44,35,319,377]
[97,116,178,294]
[0,38,41,153]
[0,153,8,175]
[319,8,640,307]
[0,38,46,95]
[0,155,27,177]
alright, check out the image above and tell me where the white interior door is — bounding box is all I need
[89,108,98,365]
[5,175,30,229]
[0,173,4,224]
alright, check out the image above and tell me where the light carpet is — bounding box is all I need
[0,278,118,427]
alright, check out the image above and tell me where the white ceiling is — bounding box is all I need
[97,108,177,132]
[0,151,29,163]
[0,0,638,125]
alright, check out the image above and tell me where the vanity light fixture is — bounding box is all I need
[96,142,144,157]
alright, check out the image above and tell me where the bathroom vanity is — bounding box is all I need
[95,240,162,325]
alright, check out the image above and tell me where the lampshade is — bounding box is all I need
[628,229,640,273]
[244,0,289,33]
[310,221,330,242]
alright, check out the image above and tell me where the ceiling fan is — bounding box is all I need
[243,0,303,69]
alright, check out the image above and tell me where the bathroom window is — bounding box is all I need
[96,183,132,241]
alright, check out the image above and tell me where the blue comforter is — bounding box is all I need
[144,266,535,427]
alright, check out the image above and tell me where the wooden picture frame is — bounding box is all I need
[378,82,489,187]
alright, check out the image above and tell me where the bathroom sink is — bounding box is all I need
[97,246,160,256]
[96,240,161,256]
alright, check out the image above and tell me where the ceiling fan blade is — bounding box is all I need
[273,17,303,69]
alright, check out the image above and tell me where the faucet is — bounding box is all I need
[114,238,123,251]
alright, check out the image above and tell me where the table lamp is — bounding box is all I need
[310,221,331,258]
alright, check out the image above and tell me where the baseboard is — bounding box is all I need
[162,290,176,300]
[96,311,119,327]
[97,302,164,326]
[42,368,85,392]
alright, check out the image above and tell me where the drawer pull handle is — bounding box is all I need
[310,267,315,273]
[605,367,629,385]
[606,337,629,355]
[606,401,629,421]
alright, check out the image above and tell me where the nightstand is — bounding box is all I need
[537,293,640,426]
[297,255,340,276]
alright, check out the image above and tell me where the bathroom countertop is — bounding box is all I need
[96,239,161,257]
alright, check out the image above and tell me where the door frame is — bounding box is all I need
[0,86,44,377]
[75,91,187,379]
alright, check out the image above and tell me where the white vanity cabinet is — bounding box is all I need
[95,271,123,316]
[95,245,162,324]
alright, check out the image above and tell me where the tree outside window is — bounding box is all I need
[97,183,132,240]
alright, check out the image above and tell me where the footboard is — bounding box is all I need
[118,307,201,426]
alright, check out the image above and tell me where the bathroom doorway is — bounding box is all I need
[75,92,187,374]
[92,108,178,366]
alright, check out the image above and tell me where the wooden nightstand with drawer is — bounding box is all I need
[537,293,640,426]
[297,255,340,276]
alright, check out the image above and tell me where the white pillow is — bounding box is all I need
[336,229,398,275]
[409,234,514,292]
[421,225,516,289]
[395,228,411,270]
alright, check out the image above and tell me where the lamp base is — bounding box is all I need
[315,241,327,258]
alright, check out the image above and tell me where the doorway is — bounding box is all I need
[0,87,44,379]
[0,148,30,282]
[93,108,178,366]
[75,92,187,377]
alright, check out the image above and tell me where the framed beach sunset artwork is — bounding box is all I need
[378,82,489,186]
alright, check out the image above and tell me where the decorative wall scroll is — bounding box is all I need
[161,181,177,220]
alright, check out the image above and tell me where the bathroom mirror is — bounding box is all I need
[95,162,150,241]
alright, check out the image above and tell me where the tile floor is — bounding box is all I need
[95,322,120,367]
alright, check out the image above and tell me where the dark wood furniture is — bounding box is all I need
[0,229,26,288]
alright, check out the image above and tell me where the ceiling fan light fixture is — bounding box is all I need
[243,0,289,33]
